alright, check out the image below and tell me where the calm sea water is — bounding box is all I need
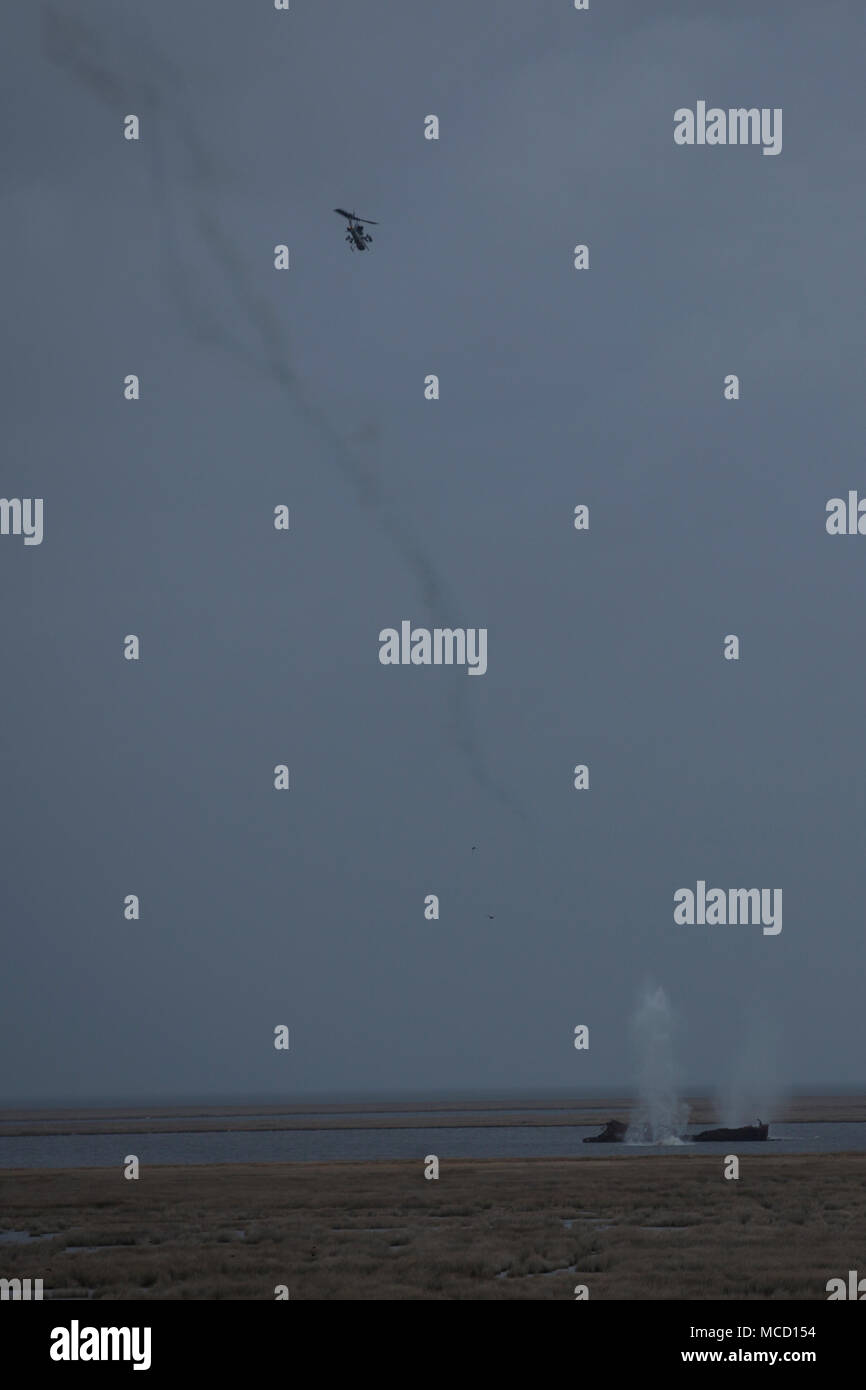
[1,1122,864,1168]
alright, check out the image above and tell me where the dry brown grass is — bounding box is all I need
[1,1154,864,1300]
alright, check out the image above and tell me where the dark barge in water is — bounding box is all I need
[583,1118,769,1143]
[583,1119,629,1143]
[692,1121,768,1142]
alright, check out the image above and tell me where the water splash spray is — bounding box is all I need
[719,1014,782,1127]
[628,985,689,1144]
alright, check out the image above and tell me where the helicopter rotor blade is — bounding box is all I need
[354,217,378,225]
[334,208,353,219]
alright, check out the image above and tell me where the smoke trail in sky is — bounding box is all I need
[42,5,528,823]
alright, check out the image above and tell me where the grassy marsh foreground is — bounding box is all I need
[2,1155,864,1300]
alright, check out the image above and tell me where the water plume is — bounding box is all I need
[628,985,689,1144]
[718,1015,783,1127]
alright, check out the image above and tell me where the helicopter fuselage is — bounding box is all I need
[335,208,377,252]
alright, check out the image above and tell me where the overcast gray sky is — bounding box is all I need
[2,0,864,1104]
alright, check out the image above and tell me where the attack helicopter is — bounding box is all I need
[334,208,378,251]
